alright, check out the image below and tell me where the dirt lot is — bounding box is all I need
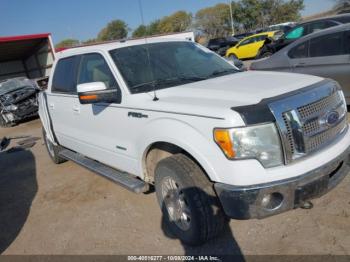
[0,118,349,256]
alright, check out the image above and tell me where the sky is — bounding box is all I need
[1,0,336,44]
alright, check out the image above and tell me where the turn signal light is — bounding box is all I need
[214,129,235,158]
[80,94,98,100]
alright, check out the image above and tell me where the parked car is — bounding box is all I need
[40,39,350,245]
[207,36,239,56]
[251,24,350,104]
[0,77,40,127]
[258,14,350,58]
[226,31,279,60]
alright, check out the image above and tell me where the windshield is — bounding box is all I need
[109,41,238,94]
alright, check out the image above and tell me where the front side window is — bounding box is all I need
[52,56,80,94]
[77,53,118,89]
[239,36,257,46]
[289,42,309,59]
[110,42,237,94]
[285,26,305,40]
[309,32,344,57]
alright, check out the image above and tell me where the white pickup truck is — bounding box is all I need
[39,38,350,245]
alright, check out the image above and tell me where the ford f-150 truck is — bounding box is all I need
[39,38,350,245]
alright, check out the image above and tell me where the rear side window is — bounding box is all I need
[52,56,80,94]
[307,21,329,34]
[333,16,350,24]
[257,35,267,41]
[77,53,118,89]
[309,32,344,57]
[289,42,309,59]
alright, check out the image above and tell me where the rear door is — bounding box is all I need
[290,31,350,100]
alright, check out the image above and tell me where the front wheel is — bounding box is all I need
[155,154,227,245]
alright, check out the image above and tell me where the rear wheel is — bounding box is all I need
[42,128,66,164]
[228,53,238,60]
[155,154,227,245]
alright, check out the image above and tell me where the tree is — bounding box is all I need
[147,19,161,35]
[97,19,128,41]
[157,11,192,33]
[82,38,98,45]
[232,0,304,32]
[132,11,192,38]
[195,3,232,38]
[333,0,350,13]
[55,38,80,49]
[132,25,148,38]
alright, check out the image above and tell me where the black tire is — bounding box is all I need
[42,127,66,164]
[155,154,227,245]
[228,53,238,60]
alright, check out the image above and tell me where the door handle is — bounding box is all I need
[294,62,306,68]
[72,106,80,113]
[49,103,55,110]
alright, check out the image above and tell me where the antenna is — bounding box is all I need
[138,0,159,101]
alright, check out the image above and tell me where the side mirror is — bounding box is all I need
[77,82,120,104]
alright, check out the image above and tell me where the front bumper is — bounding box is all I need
[214,146,350,219]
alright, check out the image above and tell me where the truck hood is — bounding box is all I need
[155,71,323,106]
[135,71,324,123]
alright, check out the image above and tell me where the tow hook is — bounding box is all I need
[300,201,314,209]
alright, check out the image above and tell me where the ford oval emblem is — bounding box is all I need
[326,111,339,126]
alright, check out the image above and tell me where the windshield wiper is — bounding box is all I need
[130,76,207,93]
[207,68,238,79]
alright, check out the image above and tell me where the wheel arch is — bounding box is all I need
[136,118,223,184]
[142,141,215,184]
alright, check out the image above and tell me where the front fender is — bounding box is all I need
[135,117,223,183]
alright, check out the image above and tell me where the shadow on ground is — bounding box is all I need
[0,148,37,253]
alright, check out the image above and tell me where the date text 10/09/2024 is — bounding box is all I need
[127,256,220,261]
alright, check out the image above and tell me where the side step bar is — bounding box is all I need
[59,149,149,194]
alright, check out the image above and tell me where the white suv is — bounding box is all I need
[39,38,350,245]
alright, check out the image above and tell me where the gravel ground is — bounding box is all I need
[0,119,349,256]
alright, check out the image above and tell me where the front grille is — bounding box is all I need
[297,91,342,119]
[269,81,348,164]
[305,118,347,153]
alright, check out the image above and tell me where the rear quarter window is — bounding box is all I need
[51,56,80,94]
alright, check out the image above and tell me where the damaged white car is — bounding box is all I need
[0,77,40,127]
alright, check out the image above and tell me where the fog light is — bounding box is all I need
[261,192,284,210]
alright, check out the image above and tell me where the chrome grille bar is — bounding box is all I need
[269,81,348,164]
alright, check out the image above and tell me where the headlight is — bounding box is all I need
[214,123,283,168]
[3,104,18,111]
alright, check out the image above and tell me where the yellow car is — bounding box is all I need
[226,31,278,60]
